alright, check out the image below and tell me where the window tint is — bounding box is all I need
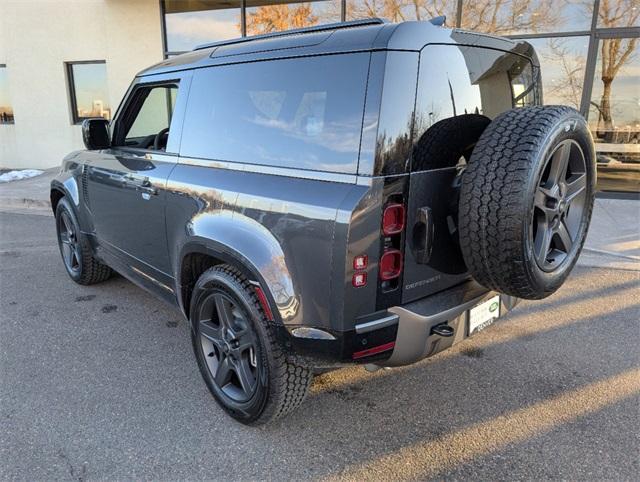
[124,85,178,149]
[181,53,370,173]
[412,45,539,172]
[415,45,537,132]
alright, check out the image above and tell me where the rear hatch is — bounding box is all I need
[402,165,469,304]
[400,42,540,304]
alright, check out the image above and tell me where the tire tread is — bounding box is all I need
[458,106,592,299]
[200,265,312,425]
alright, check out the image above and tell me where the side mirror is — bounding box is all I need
[82,118,111,150]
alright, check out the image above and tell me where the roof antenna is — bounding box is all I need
[429,15,446,26]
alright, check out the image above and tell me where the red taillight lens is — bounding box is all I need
[379,249,403,280]
[352,272,367,288]
[353,254,368,270]
[382,203,405,235]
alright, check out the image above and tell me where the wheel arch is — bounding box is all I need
[175,214,297,326]
[50,175,80,214]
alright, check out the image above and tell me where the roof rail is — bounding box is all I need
[193,18,386,51]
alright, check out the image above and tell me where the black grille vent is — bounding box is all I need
[82,166,90,209]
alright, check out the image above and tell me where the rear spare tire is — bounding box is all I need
[458,106,596,299]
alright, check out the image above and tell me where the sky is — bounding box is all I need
[71,62,110,113]
[165,9,241,51]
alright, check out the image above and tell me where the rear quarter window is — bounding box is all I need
[410,44,539,173]
[180,53,371,174]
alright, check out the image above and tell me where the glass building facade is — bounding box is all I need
[160,0,640,193]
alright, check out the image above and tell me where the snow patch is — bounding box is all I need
[0,169,44,183]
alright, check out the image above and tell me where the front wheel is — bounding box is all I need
[190,265,312,425]
[55,197,112,285]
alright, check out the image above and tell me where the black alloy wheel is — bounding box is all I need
[196,290,260,403]
[533,139,588,272]
[54,196,112,285]
[58,210,82,274]
[458,106,596,299]
[190,265,313,425]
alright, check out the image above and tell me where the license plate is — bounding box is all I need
[469,295,501,335]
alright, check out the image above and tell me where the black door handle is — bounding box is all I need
[123,175,157,195]
[413,206,434,264]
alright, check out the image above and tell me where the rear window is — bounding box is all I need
[180,53,371,174]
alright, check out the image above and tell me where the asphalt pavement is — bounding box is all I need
[1,210,639,481]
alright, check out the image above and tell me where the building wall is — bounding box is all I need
[0,0,163,169]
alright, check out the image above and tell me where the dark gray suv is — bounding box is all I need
[51,19,596,425]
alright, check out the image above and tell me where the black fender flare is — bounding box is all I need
[175,212,298,326]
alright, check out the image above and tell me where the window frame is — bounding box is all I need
[65,60,110,125]
[111,71,192,155]
[0,63,14,125]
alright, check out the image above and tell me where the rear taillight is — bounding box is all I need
[382,203,405,235]
[379,198,406,291]
[379,249,403,280]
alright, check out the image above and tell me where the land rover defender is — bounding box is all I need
[51,19,596,425]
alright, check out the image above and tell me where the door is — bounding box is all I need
[85,71,191,294]
[403,44,540,303]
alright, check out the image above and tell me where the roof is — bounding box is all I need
[138,19,523,77]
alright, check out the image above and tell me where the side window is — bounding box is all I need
[116,84,178,151]
[180,53,370,174]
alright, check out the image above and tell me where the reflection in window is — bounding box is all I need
[346,0,456,22]
[526,36,589,109]
[66,61,111,124]
[181,53,370,173]
[0,65,14,124]
[461,0,593,35]
[415,45,537,128]
[589,37,639,192]
[164,1,241,51]
[245,0,340,35]
[597,0,640,28]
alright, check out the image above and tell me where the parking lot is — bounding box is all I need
[1,209,639,480]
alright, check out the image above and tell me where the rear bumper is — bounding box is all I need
[355,280,519,367]
[385,291,518,366]
[281,279,519,368]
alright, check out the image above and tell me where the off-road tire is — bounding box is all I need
[413,114,491,170]
[458,106,596,299]
[190,265,313,425]
[55,197,112,285]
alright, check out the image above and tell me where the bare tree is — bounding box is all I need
[246,4,319,35]
[590,0,639,136]
[542,38,586,109]
[460,0,560,34]
[347,0,455,23]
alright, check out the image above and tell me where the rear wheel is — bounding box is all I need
[191,265,312,425]
[55,197,112,285]
[458,106,596,299]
